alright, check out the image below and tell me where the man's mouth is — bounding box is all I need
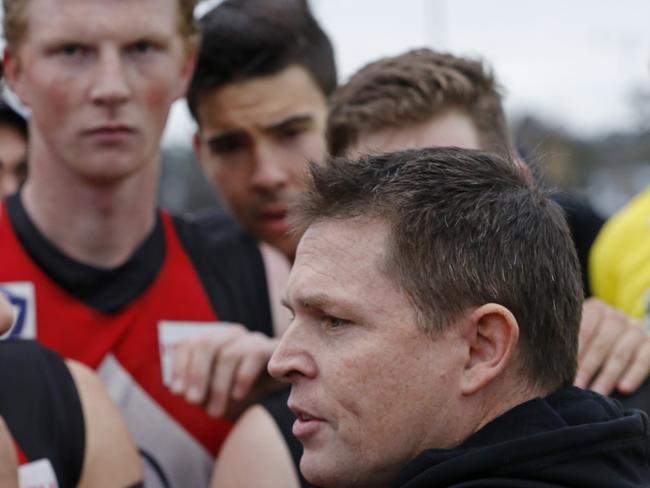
[258,208,290,235]
[83,124,135,143]
[289,404,325,440]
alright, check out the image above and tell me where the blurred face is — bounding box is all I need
[0,125,27,196]
[194,65,328,260]
[268,218,466,488]
[4,0,194,184]
[349,108,481,156]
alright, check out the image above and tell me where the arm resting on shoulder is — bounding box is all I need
[0,416,18,488]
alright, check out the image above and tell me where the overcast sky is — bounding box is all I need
[164,0,650,146]
[1,1,645,145]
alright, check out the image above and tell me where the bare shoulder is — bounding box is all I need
[65,360,142,488]
[212,405,300,488]
[66,360,105,399]
[0,416,18,488]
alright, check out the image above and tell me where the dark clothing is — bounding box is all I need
[615,378,650,420]
[553,194,604,297]
[394,387,650,487]
[0,340,85,488]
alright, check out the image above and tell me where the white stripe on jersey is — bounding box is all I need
[98,354,213,488]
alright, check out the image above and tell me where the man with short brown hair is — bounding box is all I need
[269,147,650,487]
[327,49,511,159]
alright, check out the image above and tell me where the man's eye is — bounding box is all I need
[60,44,84,57]
[321,315,350,329]
[280,127,303,140]
[130,41,153,54]
[208,137,247,156]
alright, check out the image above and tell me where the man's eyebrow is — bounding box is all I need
[205,130,247,145]
[266,114,313,133]
[286,292,354,313]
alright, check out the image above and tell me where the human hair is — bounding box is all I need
[2,0,199,52]
[295,147,582,391]
[327,49,512,158]
[186,0,337,122]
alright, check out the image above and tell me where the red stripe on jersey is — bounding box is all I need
[0,206,232,456]
[13,440,27,465]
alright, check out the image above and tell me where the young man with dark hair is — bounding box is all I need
[0,0,280,486]
[268,147,650,487]
[180,7,338,483]
[188,0,335,261]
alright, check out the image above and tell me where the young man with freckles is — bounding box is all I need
[0,0,281,486]
[187,0,334,265]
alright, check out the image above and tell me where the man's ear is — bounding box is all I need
[3,50,28,107]
[175,50,197,102]
[460,303,519,396]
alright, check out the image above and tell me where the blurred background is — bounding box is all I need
[4,0,650,217]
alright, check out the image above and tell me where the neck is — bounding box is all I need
[465,375,549,444]
[21,154,160,269]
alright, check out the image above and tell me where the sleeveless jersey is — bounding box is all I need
[0,194,273,488]
[0,340,84,488]
[589,187,650,323]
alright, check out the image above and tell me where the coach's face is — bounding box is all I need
[268,218,467,487]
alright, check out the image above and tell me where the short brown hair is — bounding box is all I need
[327,49,512,158]
[295,147,582,392]
[2,0,199,51]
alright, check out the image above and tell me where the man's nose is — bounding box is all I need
[267,323,317,382]
[251,146,289,193]
[90,49,131,106]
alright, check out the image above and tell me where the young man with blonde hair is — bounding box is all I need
[0,1,279,486]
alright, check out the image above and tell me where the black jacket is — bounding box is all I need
[394,387,650,487]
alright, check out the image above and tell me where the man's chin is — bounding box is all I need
[300,453,339,488]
